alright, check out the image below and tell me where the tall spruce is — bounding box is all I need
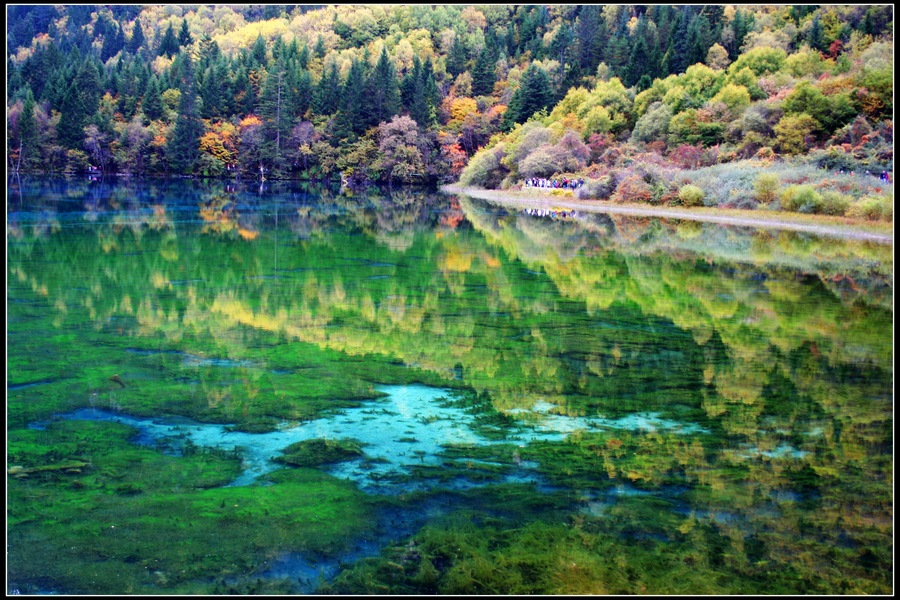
[502,63,554,130]
[471,44,497,97]
[157,22,179,58]
[314,61,341,115]
[363,47,401,128]
[178,18,193,48]
[168,53,202,173]
[129,20,144,54]
[142,75,164,121]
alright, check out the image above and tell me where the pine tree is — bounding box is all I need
[471,45,497,96]
[259,56,295,171]
[668,8,693,74]
[15,89,37,172]
[576,5,607,74]
[446,38,468,78]
[806,15,826,53]
[169,53,203,173]
[502,63,554,130]
[686,14,712,67]
[129,20,144,54]
[142,75,165,121]
[365,48,401,127]
[604,11,631,77]
[293,68,313,118]
[314,62,341,115]
[178,18,193,48]
[250,34,267,67]
[57,55,102,148]
[334,58,366,139]
[157,23,179,58]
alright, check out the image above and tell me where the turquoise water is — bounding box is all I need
[7,176,893,594]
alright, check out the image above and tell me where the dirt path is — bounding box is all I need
[443,185,893,244]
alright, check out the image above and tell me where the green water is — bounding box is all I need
[6,176,893,594]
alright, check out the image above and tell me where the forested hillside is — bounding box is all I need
[6,4,894,201]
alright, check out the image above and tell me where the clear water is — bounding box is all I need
[6,176,893,595]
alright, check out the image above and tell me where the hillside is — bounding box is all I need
[5,4,894,219]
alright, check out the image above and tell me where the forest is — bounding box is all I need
[5,4,894,217]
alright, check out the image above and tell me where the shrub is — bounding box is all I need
[753,173,780,203]
[779,184,822,212]
[774,114,821,155]
[611,174,654,204]
[678,184,705,207]
[816,191,851,216]
[459,144,508,188]
[576,176,616,200]
[846,195,893,221]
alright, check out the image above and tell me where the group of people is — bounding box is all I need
[524,177,584,189]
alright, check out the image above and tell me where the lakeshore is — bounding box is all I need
[442,185,894,244]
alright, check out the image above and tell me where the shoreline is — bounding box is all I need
[442,185,893,244]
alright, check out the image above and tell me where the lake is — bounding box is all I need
[6,176,893,594]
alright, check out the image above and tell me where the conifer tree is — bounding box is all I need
[14,89,37,172]
[502,63,554,130]
[471,45,497,96]
[314,62,341,115]
[178,18,193,48]
[157,22,179,58]
[142,75,165,121]
[57,54,102,148]
[129,20,144,54]
[260,56,295,170]
[446,38,468,78]
[169,53,202,173]
[334,58,367,139]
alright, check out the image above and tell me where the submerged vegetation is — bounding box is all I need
[6,178,893,594]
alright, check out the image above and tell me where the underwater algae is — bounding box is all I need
[7,177,893,594]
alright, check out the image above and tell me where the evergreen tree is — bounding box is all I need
[365,48,401,127]
[420,57,439,127]
[686,14,712,67]
[314,61,341,115]
[297,43,310,70]
[157,23,179,58]
[14,89,37,172]
[668,8,693,74]
[604,11,631,76]
[129,20,145,54]
[502,63,554,130]
[313,35,326,59]
[576,5,607,75]
[57,55,102,148]
[142,75,165,121]
[334,58,367,139]
[471,44,497,96]
[250,34,267,67]
[446,37,468,78]
[259,57,295,170]
[806,15,826,52]
[293,69,313,118]
[199,65,223,118]
[169,53,203,173]
[403,56,438,128]
[625,17,660,87]
[178,18,193,48]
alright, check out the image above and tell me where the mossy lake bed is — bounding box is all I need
[7,176,893,594]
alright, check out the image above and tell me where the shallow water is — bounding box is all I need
[6,176,893,595]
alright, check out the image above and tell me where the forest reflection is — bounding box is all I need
[7,176,893,594]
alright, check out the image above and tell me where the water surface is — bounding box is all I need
[7,176,893,595]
